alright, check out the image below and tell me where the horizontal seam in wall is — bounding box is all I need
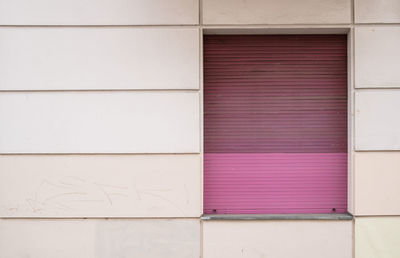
[0,24,201,28]
[0,217,201,220]
[353,150,400,153]
[354,87,400,90]
[1,24,399,28]
[0,89,200,93]
[354,23,400,26]
[353,215,400,218]
[0,153,201,156]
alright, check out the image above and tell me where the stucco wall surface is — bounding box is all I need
[0,92,200,153]
[356,217,400,258]
[0,0,199,25]
[0,28,199,91]
[355,0,400,23]
[355,27,400,88]
[0,219,200,258]
[203,221,352,258]
[355,90,400,150]
[203,0,351,24]
[355,152,400,215]
[0,155,201,217]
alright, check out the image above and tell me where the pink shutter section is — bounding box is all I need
[204,35,348,214]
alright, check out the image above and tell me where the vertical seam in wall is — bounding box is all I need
[353,158,356,258]
[199,0,204,252]
[351,21,356,258]
[349,0,356,250]
[198,2,204,254]
[353,218,356,258]
[352,25,356,219]
[200,220,204,258]
[199,0,203,25]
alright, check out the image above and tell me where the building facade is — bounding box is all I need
[0,0,400,257]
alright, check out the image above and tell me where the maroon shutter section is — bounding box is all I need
[204,35,348,214]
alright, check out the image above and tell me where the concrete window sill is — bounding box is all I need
[201,213,353,221]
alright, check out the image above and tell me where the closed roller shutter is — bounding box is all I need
[204,34,348,214]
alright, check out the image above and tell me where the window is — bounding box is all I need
[204,34,348,214]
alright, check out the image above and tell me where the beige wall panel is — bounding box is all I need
[355,27,400,88]
[0,0,198,25]
[0,155,201,217]
[355,0,400,23]
[355,152,400,215]
[355,217,400,258]
[0,219,200,258]
[0,28,199,90]
[355,90,400,150]
[0,92,200,153]
[203,221,352,258]
[202,0,351,25]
